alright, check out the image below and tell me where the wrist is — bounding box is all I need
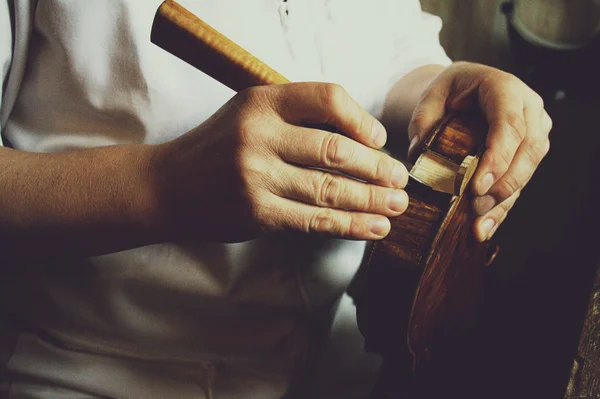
[133,142,173,244]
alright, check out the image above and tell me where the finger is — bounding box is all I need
[487,210,508,240]
[266,195,391,240]
[272,82,388,149]
[272,163,409,216]
[474,103,550,215]
[407,63,492,161]
[274,126,408,188]
[473,190,520,242]
[541,108,553,134]
[407,84,451,162]
[472,78,526,197]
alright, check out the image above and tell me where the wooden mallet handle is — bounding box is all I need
[151,0,290,92]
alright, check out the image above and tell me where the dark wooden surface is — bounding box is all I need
[354,181,451,359]
[408,186,490,370]
[407,112,490,368]
[352,112,498,397]
[565,264,600,398]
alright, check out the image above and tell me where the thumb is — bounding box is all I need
[407,85,451,163]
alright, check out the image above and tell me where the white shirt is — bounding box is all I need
[0,1,450,398]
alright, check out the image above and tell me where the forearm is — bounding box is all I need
[0,144,163,260]
[381,63,447,158]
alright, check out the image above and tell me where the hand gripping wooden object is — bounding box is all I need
[150,0,499,382]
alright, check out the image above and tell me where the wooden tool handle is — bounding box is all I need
[151,0,290,92]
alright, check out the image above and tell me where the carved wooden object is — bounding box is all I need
[150,0,498,392]
[352,112,498,398]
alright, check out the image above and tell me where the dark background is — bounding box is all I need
[417,1,600,397]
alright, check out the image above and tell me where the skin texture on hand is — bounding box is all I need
[0,64,546,260]
[0,82,409,260]
[153,82,410,243]
[406,62,552,242]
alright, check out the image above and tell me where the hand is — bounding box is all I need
[407,62,552,242]
[152,83,409,242]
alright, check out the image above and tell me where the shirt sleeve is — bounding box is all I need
[1,0,32,148]
[0,0,13,146]
[385,0,452,87]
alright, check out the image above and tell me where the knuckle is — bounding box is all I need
[357,110,369,137]
[497,71,519,87]
[531,92,544,109]
[237,155,265,189]
[320,83,346,113]
[496,175,521,200]
[234,113,276,149]
[537,137,551,157]
[308,208,339,234]
[542,138,551,155]
[347,216,368,238]
[235,87,253,103]
[526,138,550,164]
[237,86,265,106]
[363,185,379,211]
[236,86,279,119]
[320,133,348,167]
[543,111,553,133]
[482,71,508,91]
[505,112,527,142]
[483,147,512,173]
[372,155,389,183]
[498,197,512,214]
[236,118,257,145]
[317,173,343,207]
[478,75,494,98]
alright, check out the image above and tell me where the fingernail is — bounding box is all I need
[474,195,497,216]
[388,190,408,212]
[370,217,390,237]
[372,120,387,148]
[478,173,495,196]
[391,163,408,188]
[487,222,500,240]
[409,135,420,152]
[480,218,495,240]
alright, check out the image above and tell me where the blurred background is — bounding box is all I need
[417,0,600,397]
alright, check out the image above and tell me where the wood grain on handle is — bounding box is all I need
[151,0,290,92]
